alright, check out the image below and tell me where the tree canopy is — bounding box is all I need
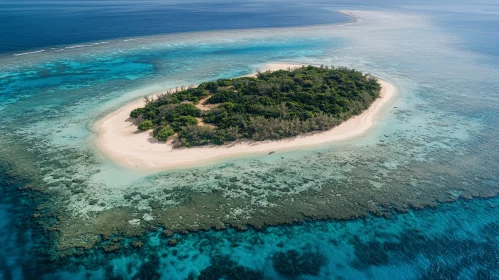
[130,65,381,148]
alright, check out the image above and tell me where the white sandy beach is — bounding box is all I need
[95,63,397,170]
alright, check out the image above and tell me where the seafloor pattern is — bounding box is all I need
[0,10,498,267]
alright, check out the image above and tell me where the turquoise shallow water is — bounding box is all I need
[0,2,499,279]
[42,196,499,279]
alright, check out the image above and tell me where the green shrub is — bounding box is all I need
[138,120,154,131]
[171,116,198,131]
[130,108,144,118]
[176,103,201,117]
[154,127,175,141]
[177,125,215,147]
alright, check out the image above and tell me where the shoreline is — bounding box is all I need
[94,63,398,171]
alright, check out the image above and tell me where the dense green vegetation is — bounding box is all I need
[130,65,381,147]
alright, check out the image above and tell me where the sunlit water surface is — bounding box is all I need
[0,2,498,279]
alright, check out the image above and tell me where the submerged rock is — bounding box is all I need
[168,238,178,247]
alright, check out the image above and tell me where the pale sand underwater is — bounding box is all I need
[95,63,397,171]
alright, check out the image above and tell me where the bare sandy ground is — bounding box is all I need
[94,63,397,170]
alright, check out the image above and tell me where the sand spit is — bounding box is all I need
[95,63,397,171]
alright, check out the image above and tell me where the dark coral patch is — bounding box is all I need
[272,249,325,278]
[195,255,263,280]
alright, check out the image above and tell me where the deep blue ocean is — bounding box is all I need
[1,0,499,279]
[0,0,349,54]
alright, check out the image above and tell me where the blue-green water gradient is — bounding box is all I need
[1,1,499,279]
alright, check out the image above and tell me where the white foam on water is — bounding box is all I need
[13,49,45,56]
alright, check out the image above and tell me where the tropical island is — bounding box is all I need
[95,63,396,170]
[129,65,381,148]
